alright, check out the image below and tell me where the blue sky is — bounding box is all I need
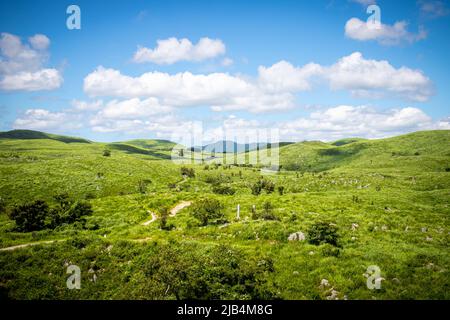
[0,0,449,142]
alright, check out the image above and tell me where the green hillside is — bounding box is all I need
[0,130,449,300]
[0,129,91,144]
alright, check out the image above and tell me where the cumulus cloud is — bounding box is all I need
[132,37,226,64]
[280,105,437,141]
[84,52,432,115]
[84,66,296,113]
[0,32,62,91]
[345,18,427,45]
[324,52,432,102]
[258,60,323,92]
[13,109,80,131]
[95,98,173,120]
[71,99,104,111]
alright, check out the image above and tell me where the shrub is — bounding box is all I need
[212,185,236,195]
[0,197,6,213]
[9,200,49,232]
[181,166,195,178]
[191,198,224,226]
[321,244,341,257]
[103,149,111,157]
[261,179,275,193]
[137,179,151,194]
[277,185,285,195]
[251,181,262,195]
[307,222,340,247]
[445,167,450,172]
[261,201,278,220]
[51,201,93,227]
[159,207,174,230]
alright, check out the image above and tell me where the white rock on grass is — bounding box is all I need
[288,232,306,241]
[319,279,330,289]
[351,223,359,231]
[327,289,339,300]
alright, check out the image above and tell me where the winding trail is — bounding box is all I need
[0,240,64,252]
[141,200,192,225]
[0,201,194,251]
[169,201,192,217]
[141,211,158,226]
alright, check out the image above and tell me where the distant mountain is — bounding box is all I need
[0,129,91,144]
[191,140,293,153]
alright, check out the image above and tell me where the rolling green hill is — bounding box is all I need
[0,129,91,144]
[0,129,449,300]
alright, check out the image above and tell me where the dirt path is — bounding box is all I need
[141,211,157,226]
[169,201,192,217]
[0,240,64,252]
[1,201,194,251]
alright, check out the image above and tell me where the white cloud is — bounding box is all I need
[83,66,294,113]
[13,109,80,131]
[28,34,50,50]
[258,60,322,92]
[0,32,62,91]
[96,98,173,119]
[345,18,427,45]
[325,52,432,102]
[418,0,450,18]
[71,99,103,111]
[221,57,234,67]
[350,0,376,6]
[84,52,432,114]
[132,37,226,64]
[0,69,62,91]
[280,105,435,141]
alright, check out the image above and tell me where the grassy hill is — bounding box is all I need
[0,130,449,300]
[0,129,91,144]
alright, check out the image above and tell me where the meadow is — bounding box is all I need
[0,129,449,300]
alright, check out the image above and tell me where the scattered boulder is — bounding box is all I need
[288,231,306,241]
[327,289,339,300]
[319,279,330,289]
[351,223,359,231]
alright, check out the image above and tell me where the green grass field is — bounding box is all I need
[0,129,449,300]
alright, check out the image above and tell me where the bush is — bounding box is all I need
[103,149,111,157]
[181,166,195,178]
[251,181,262,195]
[137,179,151,194]
[0,197,6,213]
[9,200,49,232]
[51,200,93,227]
[261,201,278,220]
[307,222,340,247]
[277,185,285,195]
[321,244,341,257]
[212,185,236,195]
[261,179,275,193]
[159,207,174,230]
[191,198,224,226]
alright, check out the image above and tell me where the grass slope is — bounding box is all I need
[0,130,449,300]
